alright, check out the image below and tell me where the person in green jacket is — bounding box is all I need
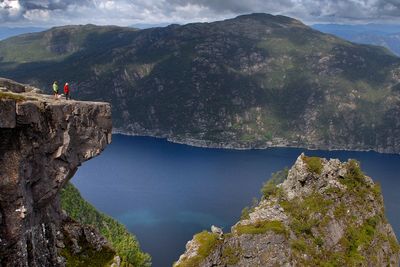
[53,81,59,99]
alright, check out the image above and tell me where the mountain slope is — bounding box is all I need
[349,33,400,56]
[312,24,400,56]
[1,14,400,152]
[175,155,400,266]
[0,27,46,41]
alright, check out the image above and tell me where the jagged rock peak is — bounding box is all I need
[0,78,113,266]
[175,154,400,267]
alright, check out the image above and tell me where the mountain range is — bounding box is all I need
[1,14,400,152]
[313,24,400,56]
[0,27,46,41]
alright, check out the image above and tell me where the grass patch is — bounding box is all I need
[194,232,220,262]
[371,183,382,198]
[221,246,240,265]
[175,231,220,267]
[291,238,307,251]
[333,203,347,219]
[289,215,383,266]
[339,216,379,265]
[60,242,115,267]
[340,160,366,189]
[235,220,287,236]
[282,193,333,219]
[302,156,323,174]
[281,193,333,236]
[0,91,26,101]
[338,159,380,207]
[314,236,324,247]
[388,236,400,253]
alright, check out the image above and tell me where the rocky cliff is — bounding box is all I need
[175,154,400,266]
[0,78,114,266]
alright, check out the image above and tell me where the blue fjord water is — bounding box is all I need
[73,134,400,267]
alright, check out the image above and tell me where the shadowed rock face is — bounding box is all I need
[0,78,112,266]
[175,154,400,267]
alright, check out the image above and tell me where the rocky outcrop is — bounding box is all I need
[175,154,400,267]
[0,78,112,266]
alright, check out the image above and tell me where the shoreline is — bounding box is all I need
[112,129,400,155]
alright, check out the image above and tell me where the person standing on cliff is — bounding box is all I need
[53,81,59,99]
[64,82,70,100]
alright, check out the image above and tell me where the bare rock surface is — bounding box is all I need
[175,154,400,267]
[0,78,112,266]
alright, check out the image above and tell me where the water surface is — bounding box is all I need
[73,135,400,267]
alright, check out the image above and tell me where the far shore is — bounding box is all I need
[112,128,400,155]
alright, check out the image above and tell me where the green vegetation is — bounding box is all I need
[339,216,380,265]
[240,197,259,221]
[282,193,333,236]
[388,235,400,253]
[302,156,323,174]
[235,220,287,236]
[241,134,256,142]
[241,168,289,220]
[175,231,221,267]
[261,180,278,199]
[333,203,347,219]
[339,160,384,208]
[60,183,151,267]
[221,246,240,265]
[0,91,26,101]
[371,183,382,198]
[340,159,366,189]
[288,214,385,266]
[261,168,288,199]
[0,25,134,63]
[240,206,251,220]
[290,239,307,252]
[60,243,115,267]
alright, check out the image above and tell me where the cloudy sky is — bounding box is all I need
[1,0,400,27]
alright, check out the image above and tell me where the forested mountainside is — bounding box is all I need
[1,14,400,152]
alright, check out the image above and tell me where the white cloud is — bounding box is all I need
[1,0,400,26]
[0,0,23,21]
[23,8,50,21]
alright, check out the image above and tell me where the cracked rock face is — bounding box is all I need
[0,78,112,266]
[175,154,400,267]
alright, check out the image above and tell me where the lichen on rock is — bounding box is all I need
[175,153,400,266]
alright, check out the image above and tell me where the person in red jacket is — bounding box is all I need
[64,82,70,100]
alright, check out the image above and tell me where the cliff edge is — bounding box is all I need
[175,154,400,266]
[0,78,113,266]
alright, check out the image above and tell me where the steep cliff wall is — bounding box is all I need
[0,78,113,266]
[175,154,400,266]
